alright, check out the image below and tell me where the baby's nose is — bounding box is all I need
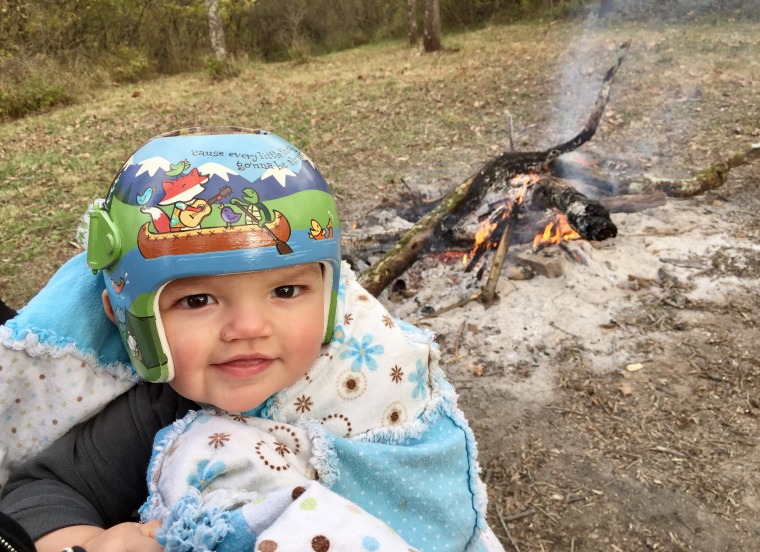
[221,308,272,341]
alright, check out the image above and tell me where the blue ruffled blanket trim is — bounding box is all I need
[143,412,238,551]
[1,252,137,381]
[158,489,234,551]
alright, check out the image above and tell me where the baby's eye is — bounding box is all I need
[272,285,303,299]
[178,294,216,309]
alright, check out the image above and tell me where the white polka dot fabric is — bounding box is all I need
[0,334,133,486]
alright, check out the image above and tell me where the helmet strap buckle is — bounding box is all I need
[87,202,122,272]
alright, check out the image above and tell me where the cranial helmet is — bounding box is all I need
[87,127,341,382]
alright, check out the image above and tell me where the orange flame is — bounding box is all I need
[532,213,580,249]
[475,221,498,246]
[463,218,500,267]
[462,183,528,268]
[510,174,541,187]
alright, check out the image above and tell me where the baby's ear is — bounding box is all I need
[102,289,118,325]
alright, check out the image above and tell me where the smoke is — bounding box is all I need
[543,11,604,146]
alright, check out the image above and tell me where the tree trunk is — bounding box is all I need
[423,0,441,52]
[204,0,227,61]
[406,0,418,46]
[599,0,614,18]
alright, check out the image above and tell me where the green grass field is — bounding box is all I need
[2,20,758,307]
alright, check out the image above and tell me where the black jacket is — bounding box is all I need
[0,510,35,552]
[0,299,15,326]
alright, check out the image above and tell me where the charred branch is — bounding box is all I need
[530,177,618,241]
[480,213,518,307]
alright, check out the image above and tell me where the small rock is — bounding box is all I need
[514,255,563,278]
[506,264,534,280]
[419,305,436,316]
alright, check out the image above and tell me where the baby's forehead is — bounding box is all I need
[165,263,322,288]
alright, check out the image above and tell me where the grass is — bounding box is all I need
[2,19,759,307]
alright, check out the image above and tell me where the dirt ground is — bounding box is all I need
[379,162,760,552]
[340,21,760,552]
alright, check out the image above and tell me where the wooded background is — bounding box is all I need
[1,0,758,120]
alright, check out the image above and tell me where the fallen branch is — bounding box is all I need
[358,41,630,296]
[480,212,518,307]
[618,143,760,198]
[414,291,482,323]
[497,507,524,552]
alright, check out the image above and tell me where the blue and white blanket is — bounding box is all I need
[0,253,504,551]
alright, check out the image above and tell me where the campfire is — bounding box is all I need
[461,170,595,276]
[343,39,760,316]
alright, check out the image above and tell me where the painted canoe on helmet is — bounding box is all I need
[137,210,291,259]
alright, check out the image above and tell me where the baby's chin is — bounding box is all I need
[197,398,267,415]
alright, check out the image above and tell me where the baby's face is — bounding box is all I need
[157,263,325,412]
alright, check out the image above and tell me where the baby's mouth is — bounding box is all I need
[213,355,273,377]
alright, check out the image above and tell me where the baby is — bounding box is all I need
[1,127,504,552]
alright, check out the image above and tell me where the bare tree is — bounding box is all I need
[406,0,418,46]
[423,0,441,52]
[204,0,227,61]
[284,0,308,49]
[599,0,614,18]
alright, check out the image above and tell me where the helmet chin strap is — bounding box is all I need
[153,281,175,382]
[320,262,334,342]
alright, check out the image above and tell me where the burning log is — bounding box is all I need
[358,41,631,297]
[430,189,665,253]
[529,176,617,241]
[413,209,519,320]
[617,143,760,198]
[463,189,525,273]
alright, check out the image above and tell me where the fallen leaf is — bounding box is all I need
[618,383,633,396]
